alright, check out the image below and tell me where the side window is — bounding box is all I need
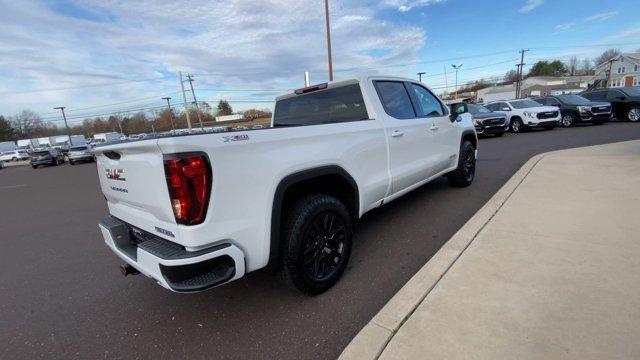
[406,83,445,117]
[547,98,560,106]
[485,103,497,111]
[536,98,548,105]
[497,102,510,111]
[606,90,624,101]
[374,81,416,119]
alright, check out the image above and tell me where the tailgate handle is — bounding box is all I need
[103,151,121,160]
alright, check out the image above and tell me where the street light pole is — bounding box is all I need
[324,0,334,81]
[417,72,426,82]
[162,97,176,131]
[53,106,71,145]
[451,64,463,99]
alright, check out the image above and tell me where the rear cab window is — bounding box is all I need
[273,83,369,127]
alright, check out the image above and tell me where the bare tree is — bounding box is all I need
[567,56,579,76]
[594,48,621,66]
[580,58,594,75]
[505,69,519,83]
[10,110,45,138]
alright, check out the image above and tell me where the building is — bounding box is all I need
[589,53,640,88]
[475,76,590,102]
[477,84,517,103]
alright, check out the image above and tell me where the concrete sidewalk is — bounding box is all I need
[341,140,640,360]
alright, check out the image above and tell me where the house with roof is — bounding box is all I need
[475,75,590,102]
[589,53,640,89]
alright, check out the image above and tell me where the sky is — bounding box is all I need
[1,0,640,126]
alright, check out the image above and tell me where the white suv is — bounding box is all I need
[485,99,560,133]
[0,150,29,162]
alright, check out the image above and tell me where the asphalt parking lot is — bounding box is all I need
[2,122,640,360]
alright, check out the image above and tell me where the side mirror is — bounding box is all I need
[450,103,468,116]
[617,96,626,101]
[449,113,458,123]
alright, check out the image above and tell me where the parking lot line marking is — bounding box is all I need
[0,184,27,190]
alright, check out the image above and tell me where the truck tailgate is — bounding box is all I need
[94,140,178,239]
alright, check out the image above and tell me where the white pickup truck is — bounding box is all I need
[96,76,477,295]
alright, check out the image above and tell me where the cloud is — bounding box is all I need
[0,0,428,116]
[382,0,446,12]
[519,0,544,13]
[554,23,575,31]
[602,26,640,43]
[584,11,619,22]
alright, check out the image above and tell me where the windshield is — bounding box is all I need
[70,146,88,151]
[557,94,591,104]
[31,151,50,156]
[510,99,542,109]
[622,87,640,96]
[467,104,492,115]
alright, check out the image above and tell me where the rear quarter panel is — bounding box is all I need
[156,121,388,272]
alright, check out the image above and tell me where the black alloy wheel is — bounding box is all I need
[302,211,347,281]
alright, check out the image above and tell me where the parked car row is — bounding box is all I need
[450,87,640,137]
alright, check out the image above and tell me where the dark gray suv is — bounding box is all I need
[30,149,65,168]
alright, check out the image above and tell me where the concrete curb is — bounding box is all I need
[339,153,546,360]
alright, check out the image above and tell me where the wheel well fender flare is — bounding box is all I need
[461,129,477,149]
[268,165,359,267]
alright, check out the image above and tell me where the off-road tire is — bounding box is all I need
[448,140,476,188]
[281,194,353,295]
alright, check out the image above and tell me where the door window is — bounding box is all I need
[606,90,625,101]
[374,81,416,119]
[406,83,445,117]
[496,102,511,111]
[583,91,605,101]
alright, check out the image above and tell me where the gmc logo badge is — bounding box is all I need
[106,168,126,181]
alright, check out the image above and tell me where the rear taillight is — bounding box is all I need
[163,153,211,225]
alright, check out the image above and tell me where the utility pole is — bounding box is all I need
[451,64,463,99]
[53,106,71,145]
[417,72,426,82]
[606,59,615,88]
[443,65,449,98]
[185,74,204,129]
[162,97,176,131]
[515,49,530,98]
[324,0,334,81]
[151,110,157,135]
[114,113,124,134]
[178,71,192,132]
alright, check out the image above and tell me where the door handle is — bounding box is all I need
[391,129,404,137]
[430,123,439,131]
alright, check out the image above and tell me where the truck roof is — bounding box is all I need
[275,75,420,102]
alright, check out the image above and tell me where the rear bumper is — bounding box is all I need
[30,158,55,165]
[68,154,94,161]
[99,216,246,292]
